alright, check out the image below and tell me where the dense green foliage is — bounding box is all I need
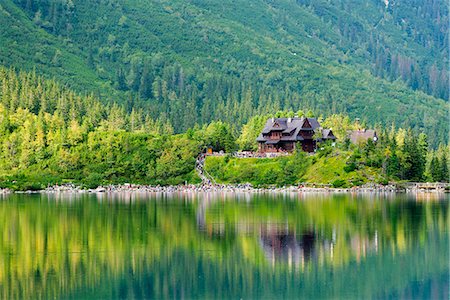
[0,0,448,144]
[205,151,311,186]
[0,68,447,190]
[0,67,205,189]
[208,113,449,187]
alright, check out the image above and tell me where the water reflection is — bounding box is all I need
[259,228,316,268]
[0,192,448,299]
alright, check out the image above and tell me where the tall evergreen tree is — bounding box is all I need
[429,154,440,182]
[439,152,449,182]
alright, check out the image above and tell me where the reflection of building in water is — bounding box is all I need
[258,226,380,268]
[196,195,382,268]
[259,226,316,268]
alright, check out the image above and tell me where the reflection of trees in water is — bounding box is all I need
[0,193,448,299]
[197,193,449,268]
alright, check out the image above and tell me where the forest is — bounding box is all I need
[0,67,447,190]
[0,0,448,145]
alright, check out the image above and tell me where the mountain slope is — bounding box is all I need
[0,0,119,97]
[0,0,448,144]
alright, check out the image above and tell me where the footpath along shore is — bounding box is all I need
[0,182,448,194]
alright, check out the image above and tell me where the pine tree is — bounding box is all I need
[402,131,420,180]
[429,154,440,182]
[439,152,449,182]
[34,114,47,163]
[416,133,428,179]
[116,69,128,91]
[139,66,153,99]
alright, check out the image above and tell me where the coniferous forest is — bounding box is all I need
[0,67,447,190]
[0,1,448,138]
[0,0,448,189]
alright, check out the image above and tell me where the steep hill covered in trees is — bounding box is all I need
[0,0,448,144]
[0,67,447,190]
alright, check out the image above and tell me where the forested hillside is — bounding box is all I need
[0,0,448,143]
[0,67,201,189]
[0,67,447,189]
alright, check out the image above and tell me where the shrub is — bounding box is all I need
[82,173,104,189]
[377,178,389,185]
[332,179,347,188]
[351,178,365,186]
[318,146,332,158]
[21,182,43,191]
[344,162,357,173]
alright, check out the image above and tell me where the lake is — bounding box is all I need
[0,192,448,299]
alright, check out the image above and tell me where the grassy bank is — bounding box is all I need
[204,149,384,188]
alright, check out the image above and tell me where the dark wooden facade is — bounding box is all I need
[256,117,335,153]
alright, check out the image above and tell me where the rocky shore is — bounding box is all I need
[3,182,446,194]
[0,188,12,194]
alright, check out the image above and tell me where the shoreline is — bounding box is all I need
[1,183,448,195]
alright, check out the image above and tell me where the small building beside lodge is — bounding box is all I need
[348,129,378,144]
[256,117,336,153]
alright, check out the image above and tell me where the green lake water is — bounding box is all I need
[0,192,448,299]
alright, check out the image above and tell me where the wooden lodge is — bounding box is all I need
[348,129,378,144]
[256,117,336,153]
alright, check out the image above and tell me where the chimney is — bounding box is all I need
[287,117,292,123]
[271,118,275,123]
[355,118,361,130]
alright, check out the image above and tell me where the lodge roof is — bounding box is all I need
[261,117,321,134]
[348,129,377,144]
[322,129,335,139]
[256,117,335,144]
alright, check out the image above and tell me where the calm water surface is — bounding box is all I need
[0,192,448,299]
